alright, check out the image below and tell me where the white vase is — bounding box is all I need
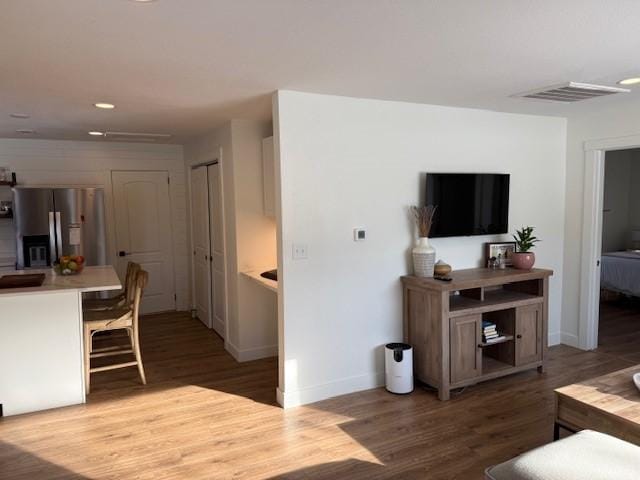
[413,237,436,278]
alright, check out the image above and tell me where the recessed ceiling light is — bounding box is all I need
[16,129,35,134]
[618,77,640,86]
[94,102,115,109]
[10,113,30,119]
[88,131,104,136]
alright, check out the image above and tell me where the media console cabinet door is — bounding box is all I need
[515,303,543,365]
[450,314,482,384]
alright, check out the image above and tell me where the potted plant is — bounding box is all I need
[411,205,437,277]
[512,226,540,270]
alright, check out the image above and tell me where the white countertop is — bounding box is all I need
[0,265,121,297]
[241,269,277,293]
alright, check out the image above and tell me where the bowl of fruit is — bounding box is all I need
[56,255,85,275]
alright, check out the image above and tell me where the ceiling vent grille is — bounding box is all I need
[513,82,630,103]
[103,131,172,142]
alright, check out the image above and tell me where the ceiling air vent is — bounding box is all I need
[103,131,172,142]
[514,82,630,103]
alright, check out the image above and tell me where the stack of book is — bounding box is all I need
[482,320,506,344]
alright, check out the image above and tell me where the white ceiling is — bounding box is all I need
[2,0,640,144]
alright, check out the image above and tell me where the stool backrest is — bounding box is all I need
[132,270,149,334]
[124,262,142,306]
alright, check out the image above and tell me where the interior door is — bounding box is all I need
[190,166,212,328]
[112,171,175,314]
[208,163,226,338]
[515,304,543,365]
[450,314,481,384]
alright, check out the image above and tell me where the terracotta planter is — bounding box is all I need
[512,252,535,270]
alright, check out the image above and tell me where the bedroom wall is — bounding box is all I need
[274,90,567,407]
[628,152,640,235]
[602,150,632,252]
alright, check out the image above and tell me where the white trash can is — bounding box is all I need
[384,342,413,394]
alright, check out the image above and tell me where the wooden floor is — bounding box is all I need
[1,309,638,480]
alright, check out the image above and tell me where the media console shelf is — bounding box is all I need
[401,267,553,400]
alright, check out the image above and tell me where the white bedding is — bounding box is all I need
[601,251,640,297]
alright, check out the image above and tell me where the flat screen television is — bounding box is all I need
[426,173,510,237]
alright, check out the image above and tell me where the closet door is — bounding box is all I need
[208,164,226,338]
[191,166,212,328]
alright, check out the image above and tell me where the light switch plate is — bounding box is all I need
[353,228,366,241]
[292,243,308,260]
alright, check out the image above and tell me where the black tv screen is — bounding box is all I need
[426,173,510,237]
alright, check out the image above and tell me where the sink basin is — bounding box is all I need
[260,269,277,281]
[0,273,46,289]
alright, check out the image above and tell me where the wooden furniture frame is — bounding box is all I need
[402,268,553,400]
[83,270,148,394]
[554,365,640,444]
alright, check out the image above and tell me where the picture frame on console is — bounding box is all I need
[485,241,516,267]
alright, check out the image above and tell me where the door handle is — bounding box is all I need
[119,251,129,257]
[48,212,57,263]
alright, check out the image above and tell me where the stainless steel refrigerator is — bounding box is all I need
[13,187,107,269]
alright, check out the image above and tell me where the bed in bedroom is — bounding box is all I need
[601,251,640,297]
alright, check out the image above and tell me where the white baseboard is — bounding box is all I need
[276,371,385,409]
[548,331,561,346]
[224,341,277,362]
[560,332,580,348]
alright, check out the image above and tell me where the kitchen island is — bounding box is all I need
[0,266,121,416]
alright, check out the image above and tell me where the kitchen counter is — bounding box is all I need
[241,269,278,293]
[0,265,121,416]
[0,265,121,296]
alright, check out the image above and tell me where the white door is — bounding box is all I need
[190,166,212,328]
[208,164,226,337]
[112,171,175,314]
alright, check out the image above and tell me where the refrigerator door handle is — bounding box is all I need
[55,211,63,259]
[48,211,57,263]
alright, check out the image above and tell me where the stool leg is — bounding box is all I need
[83,324,92,395]
[553,422,560,441]
[132,328,147,385]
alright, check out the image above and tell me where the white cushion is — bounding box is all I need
[486,430,640,480]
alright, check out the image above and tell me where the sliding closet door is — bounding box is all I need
[191,166,212,328]
[208,164,226,338]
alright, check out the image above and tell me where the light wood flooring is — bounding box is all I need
[1,309,638,480]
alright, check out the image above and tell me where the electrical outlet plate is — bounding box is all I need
[292,243,308,260]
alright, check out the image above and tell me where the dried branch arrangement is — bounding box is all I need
[411,205,437,237]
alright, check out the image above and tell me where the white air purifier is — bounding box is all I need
[385,343,413,394]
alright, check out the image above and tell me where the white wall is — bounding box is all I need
[274,90,567,407]
[0,139,189,310]
[184,119,277,361]
[602,150,632,252]
[563,99,640,346]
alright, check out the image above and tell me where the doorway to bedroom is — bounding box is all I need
[598,148,640,357]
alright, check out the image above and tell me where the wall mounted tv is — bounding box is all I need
[426,173,510,237]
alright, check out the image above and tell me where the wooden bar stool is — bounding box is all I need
[83,269,148,394]
[83,262,141,311]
